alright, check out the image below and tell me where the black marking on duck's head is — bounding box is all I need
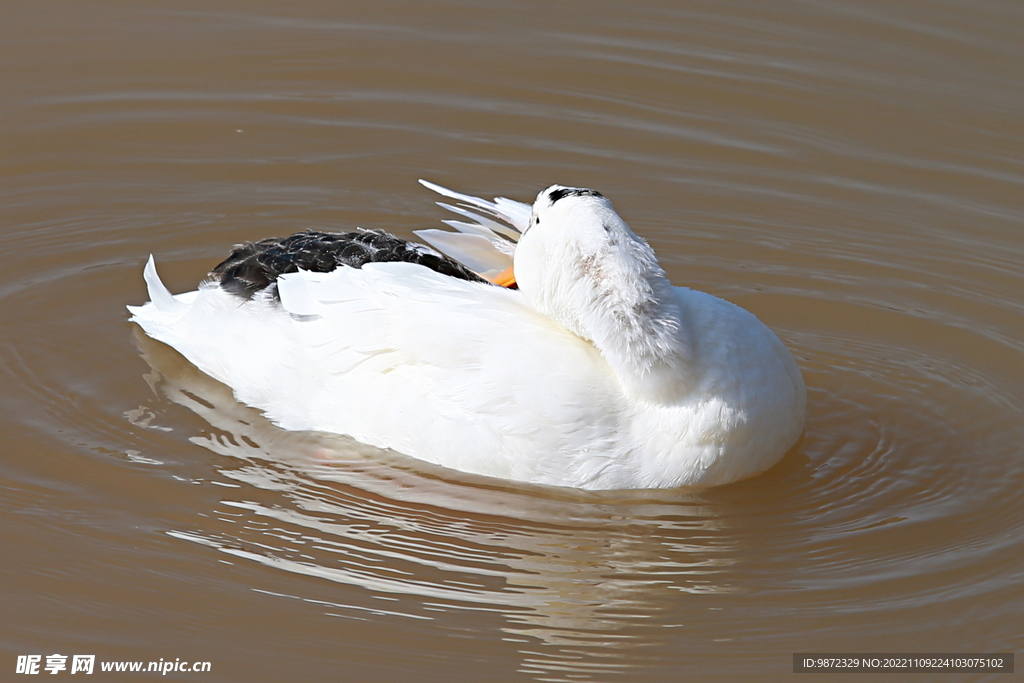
[548,187,603,203]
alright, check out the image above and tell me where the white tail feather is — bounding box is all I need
[435,202,523,241]
[418,180,533,273]
[142,256,188,317]
[413,230,513,278]
[440,221,515,256]
[418,179,532,234]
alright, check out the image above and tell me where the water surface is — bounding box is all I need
[2,0,1023,680]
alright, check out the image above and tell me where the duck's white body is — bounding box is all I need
[129,182,805,490]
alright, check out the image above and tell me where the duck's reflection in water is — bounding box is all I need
[135,329,738,680]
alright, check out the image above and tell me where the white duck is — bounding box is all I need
[129,181,805,490]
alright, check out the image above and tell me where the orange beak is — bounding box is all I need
[490,265,517,288]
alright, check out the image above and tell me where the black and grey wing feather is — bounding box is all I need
[211,230,488,299]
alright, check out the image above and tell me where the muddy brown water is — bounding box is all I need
[2,1,1023,681]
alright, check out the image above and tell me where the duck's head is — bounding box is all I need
[512,185,675,349]
[490,186,614,289]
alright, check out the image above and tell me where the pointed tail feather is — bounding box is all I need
[418,179,532,234]
[418,180,533,276]
[435,202,522,241]
[140,255,188,317]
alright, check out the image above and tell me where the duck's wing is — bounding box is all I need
[272,262,626,484]
[414,180,532,280]
[129,258,627,486]
[209,229,487,299]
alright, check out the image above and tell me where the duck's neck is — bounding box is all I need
[521,234,694,403]
[583,271,693,402]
